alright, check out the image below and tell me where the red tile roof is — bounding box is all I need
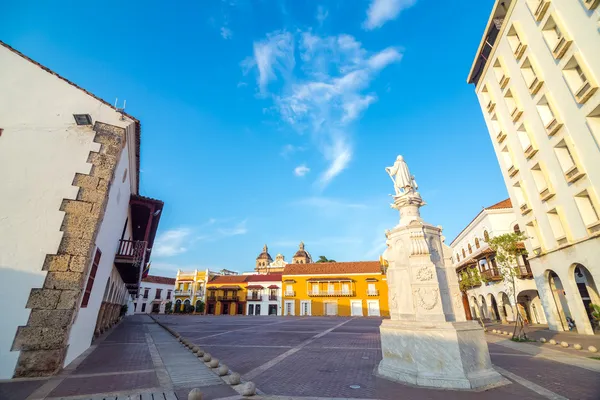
[209,275,249,284]
[142,275,175,285]
[246,273,283,282]
[485,198,513,210]
[283,261,382,275]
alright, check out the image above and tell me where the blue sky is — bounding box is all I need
[2,0,508,277]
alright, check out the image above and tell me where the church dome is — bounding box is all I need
[256,244,273,261]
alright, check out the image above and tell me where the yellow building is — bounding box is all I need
[206,275,249,315]
[173,269,219,312]
[282,261,389,317]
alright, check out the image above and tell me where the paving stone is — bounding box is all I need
[49,371,158,397]
[0,379,47,400]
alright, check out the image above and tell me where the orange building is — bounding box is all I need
[205,275,249,315]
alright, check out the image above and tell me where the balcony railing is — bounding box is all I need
[284,291,295,297]
[366,290,379,296]
[174,289,191,296]
[517,265,533,278]
[207,296,217,301]
[247,295,262,301]
[195,291,204,297]
[308,290,355,297]
[481,269,503,281]
[115,239,146,260]
[218,296,239,301]
[268,295,278,301]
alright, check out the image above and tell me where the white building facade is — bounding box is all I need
[468,0,600,334]
[451,199,547,325]
[133,276,175,314]
[246,274,282,316]
[0,41,163,378]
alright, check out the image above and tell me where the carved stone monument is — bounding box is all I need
[378,156,506,389]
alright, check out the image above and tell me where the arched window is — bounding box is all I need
[475,237,480,249]
[456,253,460,262]
[514,224,521,233]
[462,248,466,258]
[468,244,472,254]
[484,230,490,241]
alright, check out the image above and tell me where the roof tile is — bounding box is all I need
[283,261,382,275]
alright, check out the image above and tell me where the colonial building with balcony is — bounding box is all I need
[0,41,164,378]
[451,199,546,325]
[205,275,249,315]
[133,275,176,314]
[173,269,221,312]
[246,274,282,316]
[467,0,600,335]
[281,261,388,317]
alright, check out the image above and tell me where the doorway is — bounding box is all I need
[152,303,160,313]
[324,301,337,316]
[284,300,294,316]
[350,300,363,316]
[268,304,278,315]
[222,303,229,315]
[300,300,311,316]
[207,303,215,315]
[367,300,380,316]
[255,304,261,315]
[248,304,254,315]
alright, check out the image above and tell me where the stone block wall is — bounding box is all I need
[10,122,126,377]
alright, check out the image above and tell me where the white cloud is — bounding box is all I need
[216,219,248,237]
[220,26,233,39]
[316,5,328,25]
[153,228,192,257]
[244,32,402,187]
[363,0,417,30]
[294,165,310,177]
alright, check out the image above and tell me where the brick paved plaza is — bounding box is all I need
[1,314,599,399]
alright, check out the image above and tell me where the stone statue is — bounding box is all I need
[385,155,418,196]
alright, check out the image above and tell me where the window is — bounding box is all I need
[554,139,585,183]
[342,283,350,295]
[490,113,506,143]
[155,289,162,299]
[547,208,567,245]
[312,283,319,295]
[505,89,522,122]
[582,0,600,11]
[122,168,128,183]
[531,163,554,201]
[141,303,146,312]
[525,221,541,252]
[475,237,480,249]
[73,114,92,125]
[574,191,600,231]
[456,253,460,262]
[536,95,562,136]
[514,182,531,215]
[167,290,172,300]
[516,123,537,159]
[367,283,377,296]
[563,56,597,104]
[521,58,543,95]
[587,105,600,145]
[484,230,490,241]
[285,284,293,296]
[493,59,510,88]
[514,224,521,233]
[328,283,335,294]
[468,244,472,254]
[507,25,527,60]
[527,0,550,20]
[143,288,149,299]
[481,85,495,113]
[542,15,572,59]
[462,248,466,258]
[81,248,101,307]
[501,146,518,177]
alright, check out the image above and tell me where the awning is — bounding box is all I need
[307,277,353,282]
[219,285,241,290]
[283,279,296,283]
[365,278,378,282]
[267,285,279,289]
[247,285,264,289]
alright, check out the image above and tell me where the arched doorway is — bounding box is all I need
[195,299,203,314]
[517,289,545,324]
[470,296,479,319]
[499,292,513,322]
[183,299,191,313]
[479,295,488,319]
[571,264,600,334]
[488,294,501,322]
[547,270,572,331]
[175,299,182,313]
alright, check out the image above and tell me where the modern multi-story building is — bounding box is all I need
[133,276,175,314]
[281,261,389,317]
[467,0,600,334]
[205,275,249,315]
[173,269,220,312]
[0,41,164,377]
[246,274,282,316]
[451,199,546,325]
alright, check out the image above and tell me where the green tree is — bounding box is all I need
[165,301,172,314]
[486,232,529,340]
[316,256,336,263]
[195,300,205,314]
[459,268,487,328]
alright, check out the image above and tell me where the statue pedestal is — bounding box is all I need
[378,190,506,390]
[378,320,507,389]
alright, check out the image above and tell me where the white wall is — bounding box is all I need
[246,282,282,316]
[134,281,174,314]
[0,44,135,378]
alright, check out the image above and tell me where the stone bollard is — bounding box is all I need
[240,381,256,396]
[188,388,203,400]
[549,339,556,345]
[217,365,229,376]
[589,346,598,353]
[503,331,509,336]
[574,344,582,350]
[203,353,212,362]
[560,341,569,348]
[193,346,200,354]
[209,358,220,368]
[196,348,205,357]
[229,372,241,385]
[492,329,496,333]
[540,337,546,343]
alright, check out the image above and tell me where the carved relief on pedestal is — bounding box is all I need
[415,266,433,282]
[409,229,429,255]
[413,287,439,311]
[452,292,463,313]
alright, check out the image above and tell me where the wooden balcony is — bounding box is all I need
[517,265,533,279]
[284,291,295,297]
[218,296,239,302]
[308,290,355,297]
[366,290,379,296]
[481,269,503,281]
[207,295,217,302]
[174,289,191,296]
[115,239,146,261]
[247,295,263,301]
[268,295,278,301]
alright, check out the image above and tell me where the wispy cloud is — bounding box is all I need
[244,31,401,187]
[280,144,306,158]
[294,164,310,177]
[363,0,417,30]
[220,26,233,39]
[316,5,328,26]
[153,228,192,257]
[216,219,248,237]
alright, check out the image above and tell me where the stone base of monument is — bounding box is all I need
[377,320,508,390]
